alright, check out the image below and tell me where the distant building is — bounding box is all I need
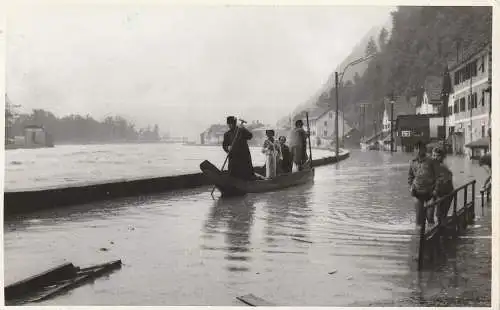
[381,96,417,151]
[200,124,227,145]
[447,41,492,157]
[415,76,443,115]
[305,106,350,148]
[24,125,53,147]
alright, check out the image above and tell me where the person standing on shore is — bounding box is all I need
[289,119,309,171]
[431,147,454,225]
[408,141,439,226]
[222,116,254,180]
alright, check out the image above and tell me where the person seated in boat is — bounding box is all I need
[289,119,310,171]
[222,116,255,180]
[278,136,292,174]
[262,129,281,179]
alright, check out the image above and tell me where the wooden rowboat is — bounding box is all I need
[200,160,314,197]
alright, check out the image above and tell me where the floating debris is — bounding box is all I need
[328,270,338,275]
[5,260,122,305]
[99,247,109,252]
[291,237,313,244]
[237,293,275,306]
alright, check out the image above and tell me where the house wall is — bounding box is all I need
[429,116,444,139]
[310,111,345,147]
[448,45,491,156]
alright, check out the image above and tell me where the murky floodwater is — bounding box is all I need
[3,149,491,306]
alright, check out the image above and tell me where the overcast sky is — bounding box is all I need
[6,5,393,139]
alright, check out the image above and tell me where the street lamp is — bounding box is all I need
[334,53,376,158]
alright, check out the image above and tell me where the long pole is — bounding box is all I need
[469,75,473,157]
[335,72,339,158]
[390,98,394,153]
[443,94,448,147]
[211,120,244,197]
[306,112,313,164]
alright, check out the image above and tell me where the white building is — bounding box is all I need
[306,107,350,148]
[447,41,492,157]
[415,76,442,115]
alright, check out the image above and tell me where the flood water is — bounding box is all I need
[3,147,491,306]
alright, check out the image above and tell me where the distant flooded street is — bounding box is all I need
[3,147,491,306]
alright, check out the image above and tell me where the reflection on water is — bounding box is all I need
[203,197,256,272]
[3,150,490,306]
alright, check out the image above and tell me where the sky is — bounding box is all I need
[6,4,394,139]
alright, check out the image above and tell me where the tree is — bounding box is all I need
[365,36,378,56]
[378,27,389,51]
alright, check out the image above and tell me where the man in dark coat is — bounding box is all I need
[289,119,309,171]
[222,116,254,180]
[278,136,293,173]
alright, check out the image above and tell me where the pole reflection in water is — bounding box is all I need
[203,197,256,273]
[263,184,313,252]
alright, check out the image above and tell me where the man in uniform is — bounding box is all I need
[222,116,254,180]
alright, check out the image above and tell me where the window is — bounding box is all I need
[460,98,466,112]
[324,121,327,126]
[448,106,453,115]
[454,100,459,114]
[454,71,459,85]
[474,93,478,108]
[323,130,327,137]
[481,56,485,73]
[467,95,471,110]
[482,90,485,106]
[482,125,486,138]
[472,60,477,77]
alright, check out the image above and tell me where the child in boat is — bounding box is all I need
[278,136,292,173]
[262,130,281,179]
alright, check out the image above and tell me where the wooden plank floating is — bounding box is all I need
[4,262,77,301]
[4,260,122,305]
[237,294,276,306]
[291,237,313,244]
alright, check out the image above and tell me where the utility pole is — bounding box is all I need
[441,65,451,149]
[335,72,339,157]
[390,93,395,153]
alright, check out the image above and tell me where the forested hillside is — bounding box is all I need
[287,6,492,135]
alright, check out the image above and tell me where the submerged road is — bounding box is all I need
[3,150,492,306]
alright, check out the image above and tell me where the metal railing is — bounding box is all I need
[418,180,476,270]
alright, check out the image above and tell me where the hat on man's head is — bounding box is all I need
[227,116,237,125]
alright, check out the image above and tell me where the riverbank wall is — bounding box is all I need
[4,151,350,217]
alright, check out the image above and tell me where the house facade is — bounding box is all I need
[307,107,349,148]
[200,124,227,145]
[447,42,492,156]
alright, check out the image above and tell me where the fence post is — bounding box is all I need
[480,189,485,214]
[418,218,426,271]
[453,191,458,239]
[471,180,476,220]
[463,184,468,229]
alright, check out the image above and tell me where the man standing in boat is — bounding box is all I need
[289,119,310,171]
[222,116,254,180]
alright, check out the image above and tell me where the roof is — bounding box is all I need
[447,40,491,72]
[384,96,416,118]
[465,137,490,149]
[306,106,332,120]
